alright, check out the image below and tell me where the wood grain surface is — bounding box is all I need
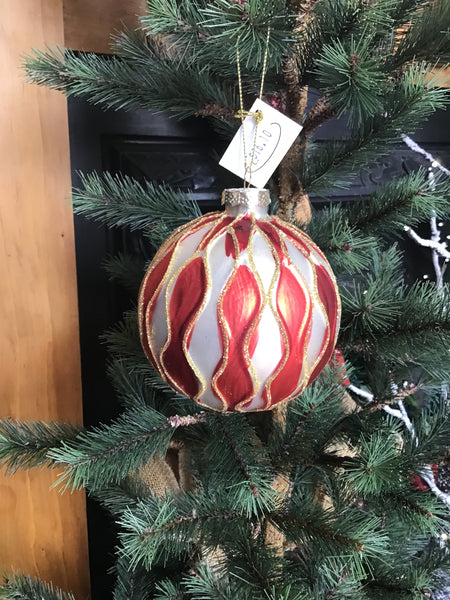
[0,1,90,598]
[64,0,147,54]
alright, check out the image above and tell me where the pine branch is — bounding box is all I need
[139,508,240,540]
[118,492,247,570]
[102,312,186,402]
[367,385,420,412]
[182,564,235,600]
[139,0,208,48]
[295,0,366,84]
[103,310,150,365]
[104,252,147,296]
[106,359,161,410]
[215,418,260,501]
[72,172,202,233]
[339,247,405,341]
[282,403,317,458]
[384,492,434,521]
[195,101,235,120]
[307,204,379,274]
[282,519,364,552]
[324,571,349,600]
[0,574,75,600]
[389,2,450,69]
[113,555,162,600]
[409,398,450,463]
[302,65,449,193]
[48,407,209,491]
[154,580,186,600]
[91,479,152,517]
[142,0,292,72]
[345,283,450,382]
[217,539,287,597]
[0,419,82,474]
[342,431,407,496]
[198,0,292,70]
[271,368,353,469]
[272,499,388,570]
[24,43,236,120]
[197,415,278,516]
[386,0,433,29]
[343,170,450,236]
[301,94,338,136]
[314,36,385,127]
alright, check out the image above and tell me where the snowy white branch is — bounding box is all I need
[347,384,374,401]
[348,383,450,506]
[401,135,450,289]
[401,134,450,177]
[420,466,450,509]
[403,225,450,259]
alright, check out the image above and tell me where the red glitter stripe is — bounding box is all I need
[197,216,234,251]
[161,257,206,398]
[212,265,262,410]
[271,219,312,257]
[257,221,284,258]
[225,216,253,258]
[309,264,339,384]
[139,213,221,369]
[264,263,312,405]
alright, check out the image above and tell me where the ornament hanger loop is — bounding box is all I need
[235,27,271,188]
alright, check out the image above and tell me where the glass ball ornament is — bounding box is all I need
[138,188,341,412]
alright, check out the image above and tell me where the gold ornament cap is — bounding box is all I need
[222,188,270,217]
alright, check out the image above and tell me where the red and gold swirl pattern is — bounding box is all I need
[138,200,340,412]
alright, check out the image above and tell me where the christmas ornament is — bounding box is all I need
[138,188,341,412]
[329,348,350,387]
[411,465,438,491]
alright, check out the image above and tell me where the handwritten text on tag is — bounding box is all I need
[219,99,303,188]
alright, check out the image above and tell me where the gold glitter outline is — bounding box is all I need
[139,211,223,341]
[254,225,289,410]
[144,215,224,376]
[140,238,184,372]
[272,215,342,315]
[157,215,227,394]
[234,215,265,412]
[210,224,241,411]
[280,229,341,391]
[138,233,180,356]
[276,231,314,397]
[184,222,235,412]
[308,255,342,378]
[159,250,205,394]
[265,226,313,403]
[280,231,330,386]
[271,216,312,258]
[278,231,322,382]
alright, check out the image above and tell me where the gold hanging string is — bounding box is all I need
[235,27,271,188]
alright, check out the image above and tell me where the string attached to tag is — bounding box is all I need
[235,27,271,187]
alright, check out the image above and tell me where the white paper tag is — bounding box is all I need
[219,98,303,188]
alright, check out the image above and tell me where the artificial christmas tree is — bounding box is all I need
[1,1,450,599]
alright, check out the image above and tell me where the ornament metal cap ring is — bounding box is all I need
[222,188,270,209]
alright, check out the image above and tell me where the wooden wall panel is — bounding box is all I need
[0,1,90,598]
[64,0,147,54]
